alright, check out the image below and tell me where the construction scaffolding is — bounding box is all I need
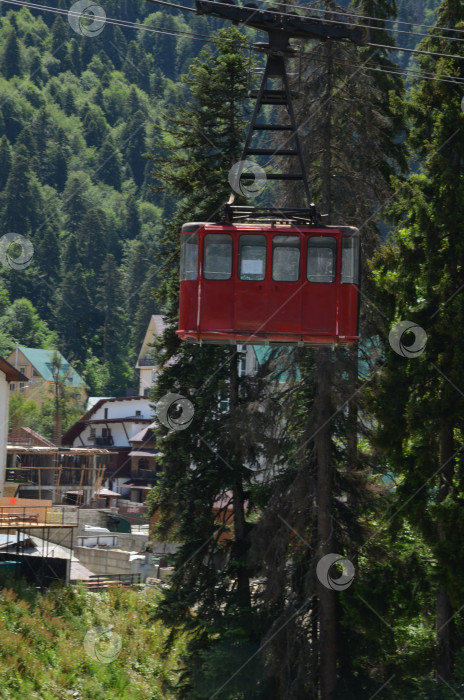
[4,447,109,505]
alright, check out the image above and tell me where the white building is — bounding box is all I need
[0,358,27,496]
[61,396,153,495]
[136,315,166,396]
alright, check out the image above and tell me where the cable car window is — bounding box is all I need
[307,237,336,283]
[272,236,300,281]
[180,233,198,281]
[239,234,266,280]
[341,236,360,284]
[203,234,233,280]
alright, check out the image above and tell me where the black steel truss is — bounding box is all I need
[194,0,369,223]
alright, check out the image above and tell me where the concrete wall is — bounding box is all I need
[74,545,173,581]
[75,546,134,575]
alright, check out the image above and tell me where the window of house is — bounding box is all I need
[19,366,26,375]
[272,236,301,281]
[9,383,14,392]
[32,369,40,377]
[144,388,149,396]
[307,237,337,283]
[19,383,25,393]
[239,235,266,281]
[104,408,108,419]
[102,428,112,438]
[203,234,233,280]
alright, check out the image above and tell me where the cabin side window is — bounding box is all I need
[239,234,266,281]
[272,236,301,281]
[180,233,198,281]
[203,234,233,280]
[341,236,360,284]
[307,237,336,283]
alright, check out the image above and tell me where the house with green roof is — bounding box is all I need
[5,346,87,407]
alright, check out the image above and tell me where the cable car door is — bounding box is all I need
[234,233,269,336]
[302,235,338,340]
[265,235,302,337]
[200,232,234,334]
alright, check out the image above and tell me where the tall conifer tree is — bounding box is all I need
[371,0,464,686]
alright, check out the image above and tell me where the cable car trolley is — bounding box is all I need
[175,0,366,347]
[178,220,359,346]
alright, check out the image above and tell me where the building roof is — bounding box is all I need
[8,426,56,448]
[15,347,85,388]
[129,425,157,443]
[86,396,114,411]
[61,396,151,445]
[0,357,27,383]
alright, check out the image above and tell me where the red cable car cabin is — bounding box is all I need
[178,222,360,346]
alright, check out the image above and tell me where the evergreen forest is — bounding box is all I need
[1,0,464,697]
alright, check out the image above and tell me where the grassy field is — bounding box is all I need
[0,581,182,699]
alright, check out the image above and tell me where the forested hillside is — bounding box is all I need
[0,0,231,401]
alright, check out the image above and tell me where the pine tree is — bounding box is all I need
[96,254,129,363]
[3,28,22,79]
[0,135,12,190]
[121,110,147,188]
[96,137,122,190]
[4,144,42,236]
[147,27,262,697]
[125,196,141,239]
[50,15,68,64]
[54,263,97,361]
[244,2,408,696]
[370,0,464,686]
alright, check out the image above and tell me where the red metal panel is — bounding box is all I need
[178,280,198,338]
[338,284,359,340]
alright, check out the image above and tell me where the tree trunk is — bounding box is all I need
[229,350,252,619]
[436,420,455,681]
[315,347,337,699]
[320,41,333,218]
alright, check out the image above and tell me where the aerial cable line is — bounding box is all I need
[253,0,464,39]
[368,41,464,62]
[309,53,464,85]
[187,0,464,61]
[190,0,464,45]
[0,0,235,45]
[2,0,464,85]
[6,0,464,53]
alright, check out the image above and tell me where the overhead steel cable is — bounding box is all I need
[191,0,464,45]
[0,0,236,45]
[2,0,464,86]
[253,0,464,39]
[368,41,464,62]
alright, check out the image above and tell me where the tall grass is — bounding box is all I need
[0,580,183,699]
